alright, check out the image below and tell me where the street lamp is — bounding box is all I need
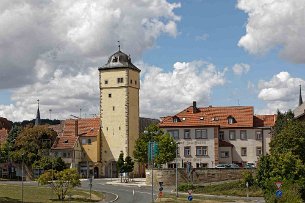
[21,153,24,203]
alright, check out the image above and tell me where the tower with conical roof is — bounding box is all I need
[99,46,140,177]
[35,99,41,126]
[299,85,303,106]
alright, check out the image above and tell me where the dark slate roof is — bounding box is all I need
[98,51,140,72]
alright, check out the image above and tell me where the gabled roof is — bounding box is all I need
[253,115,276,127]
[51,136,78,150]
[294,103,305,119]
[159,106,254,128]
[78,118,100,137]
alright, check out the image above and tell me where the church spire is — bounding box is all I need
[35,99,41,126]
[299,85,303,106]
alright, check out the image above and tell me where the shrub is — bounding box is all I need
[242,170,255,187]
[178,183,197,192]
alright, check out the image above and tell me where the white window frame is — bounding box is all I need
[220,151,229,158]
[184,146,191,157]
[196,146,208,156]
[168,130,179,140]
[240,130,247,140]
[219,131,224,140]
[195,129,207,139]
[229,130,236,140]
[241,147,247,156]
[256,147,262,156]
[256,131,262,140]
[184,129,191,139]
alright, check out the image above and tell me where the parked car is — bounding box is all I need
[215,164,229,168]
[244,163,255,169]
[226,163,240,168]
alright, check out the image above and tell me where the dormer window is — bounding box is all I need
[173,116,180,123]
[227,116,235,124]
[112,56,118,62]
[200,117,204,120]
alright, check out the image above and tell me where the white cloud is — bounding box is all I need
[257,72,305,113]
[237,0,305,63]
[140,61,227,118]
[0,0,181,121]
[0,0,181,89]
[195,33,209,41]
[232,63,250,75]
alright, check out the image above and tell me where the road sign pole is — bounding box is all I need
[151,142,154,203]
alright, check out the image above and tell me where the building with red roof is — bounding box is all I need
[159,101,276,168]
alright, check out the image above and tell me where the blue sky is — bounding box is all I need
[0,0,304,121]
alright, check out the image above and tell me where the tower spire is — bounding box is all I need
[299,85,303,106]
[118,40,120,51]
[35,99,41,126]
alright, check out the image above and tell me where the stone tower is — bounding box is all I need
[99,49,140,177]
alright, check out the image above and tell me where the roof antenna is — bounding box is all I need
[118,40,120,51]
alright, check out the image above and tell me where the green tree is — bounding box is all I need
[38,168,81,200]
[133,124,176,166]
[117,151,125,182]
[11,125,57,165]
[32,156,66,171]
[272,109,294,136]
[270,120,305,162]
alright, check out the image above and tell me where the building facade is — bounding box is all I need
[159,101,275,168]
[99,50,140,177]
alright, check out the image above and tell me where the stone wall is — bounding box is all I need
[146,168,253,186]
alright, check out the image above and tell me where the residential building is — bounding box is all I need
[51,118,102,178]
[99,48,140,177]
[159,101,275,168]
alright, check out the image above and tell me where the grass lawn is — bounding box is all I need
[179,181,263,197]
[0,183,104,203]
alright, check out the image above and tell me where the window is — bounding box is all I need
[63,152,67,158]
[184,129,191,139]
[168,163,177,168]
[168,130,179,140]
[196,146,208,156]
[220,151,229,158]
[82,138,86,145]
[108,93,112,98]
[240,130,247,140]
[196,163,208,168]
[229,130,236,140]
[135,80,137,85]
[105,80,108,84]
[67,152,71,158]
[173,117,179,122]
[117,77,123,83]
[256,147,262,156]
[219,131,224,140]
[88,139,92,145]
[184,146,191,157]
[112,56,118,62]
[241,147,247,156]
[113,106,115,111]
[228,118,234,124]
[130,80,133,84]
[256,131,262,140]
[195,129,207,139]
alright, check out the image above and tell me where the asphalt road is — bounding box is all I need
[81,179,156,203]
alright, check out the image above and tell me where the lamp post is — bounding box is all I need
[171,141,180,197]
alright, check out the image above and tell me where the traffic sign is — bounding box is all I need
[159,182,163,187]
[188,195,193,201]
[159,191,163,197]
[276,190,283,198]
[159,187,163,191]
[275,181,282,189]
[188,190,192,195]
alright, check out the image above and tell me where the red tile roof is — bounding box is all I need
[159,105,275,128]
[51,118,100,150]
[219,140,234,147]
[160,106,254,128]
[78,118,100,137]
[0,129,8,144]
[51,135,78,150]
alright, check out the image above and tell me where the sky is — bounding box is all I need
[0,0,305,122]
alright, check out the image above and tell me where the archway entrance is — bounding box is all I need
[105,161,117,178]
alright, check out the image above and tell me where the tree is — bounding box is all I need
[32,156,66,171]
[117,151,125,182]
[133,124,176,166]
[11,125,57,165]
[272,109,294,136]
[38,168,81,200]
[270,120,305,162]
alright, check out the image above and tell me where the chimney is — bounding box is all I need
[193,101,197,113]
